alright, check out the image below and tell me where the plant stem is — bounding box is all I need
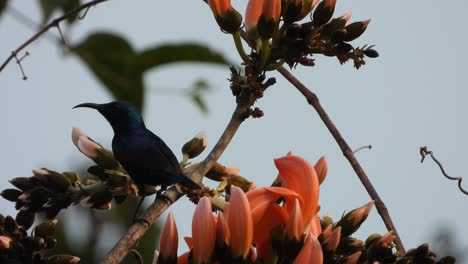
[276,66,406,253]
[233,31,251,64]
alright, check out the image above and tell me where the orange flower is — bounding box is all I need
[293,233,323,263]
[262,0,281,22]
[225,185,253,258]
[247,187,303,245]
[209,0,231,16]
[208,0,242,33]
[245,0,264,31]
[274,155,320,226]
[192,197,215,264]
[245,0,281,35]
[159,212,178,261]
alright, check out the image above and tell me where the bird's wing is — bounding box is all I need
[147,131,182,173]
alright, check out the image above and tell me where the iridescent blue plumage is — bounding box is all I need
[73,101,201,217]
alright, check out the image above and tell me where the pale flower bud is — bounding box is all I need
[182,132,208,159]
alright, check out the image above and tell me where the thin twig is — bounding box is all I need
[0,0,111,73]
[276,66,406,253]
[12,51,28,80]
[420,146,468,195]
[99,102,253,264]
[353,145,372,154]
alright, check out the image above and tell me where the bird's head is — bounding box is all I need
[73,101,145,134]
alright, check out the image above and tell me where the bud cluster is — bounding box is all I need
[0,215,80,264]
[1,128,151,226]
[207,0,378,71]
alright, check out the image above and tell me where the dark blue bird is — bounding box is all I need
[74,101,201,218]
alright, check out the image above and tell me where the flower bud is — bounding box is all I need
[16,210,35,230]
[205,162,239,181]
[0,235,12,249]
[283,0,320,23]
[1,189,22,202]
[159,212,178,262]
[340,237,364,254]
[46,255,81,264]
[182,132,208,159]
[344,19,371,42]
[364,48,379,58]
[322,226,341,252]
[79,191,113,210]
[9,177,34,191]
[226,186,253,258]
[226,175,255,192]
[192,197,215,264]
[34,219,58,238]
[246,0,281,39]
[313,0,337,26]
[314,156,327,185]
[257,0,281,39]
[46,171,72,192]
[208,0,242,33]
[336,201,374,237]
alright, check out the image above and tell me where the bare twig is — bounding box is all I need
[353,145,372,154]
[0,0,111,73]
[12,51,28,80]
[420,146,468,195]
[276,66,406,253]
[99,101,253,264]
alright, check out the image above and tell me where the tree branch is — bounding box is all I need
[0,0,111,73]
[276,66,406,253]
[99,102,251,264]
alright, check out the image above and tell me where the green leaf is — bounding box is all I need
[189,79,211,114]
[0,0,8,17]
[39,0,80,24]
[137,43,232,72]
[72,32,144,111]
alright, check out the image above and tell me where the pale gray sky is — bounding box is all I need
[1,0,467,260]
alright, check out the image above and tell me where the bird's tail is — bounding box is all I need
[177,174,202,190]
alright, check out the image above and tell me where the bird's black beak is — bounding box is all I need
[73,103,102,110]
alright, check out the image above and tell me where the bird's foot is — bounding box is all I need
[156,193,173,205]
[133,217,151,227]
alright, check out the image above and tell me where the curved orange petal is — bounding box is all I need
[216,211,230,246]
[314,156,328,185]
[293,233,323,264]
[247,187,303,245]
[274,155,319,225]
[226,186,253,258]
[209,0,231,16]
[262,0,281,21]
[285,199,305,240]
[245,0,264,31]
[192,197,215,264]
[309,215,322,237]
